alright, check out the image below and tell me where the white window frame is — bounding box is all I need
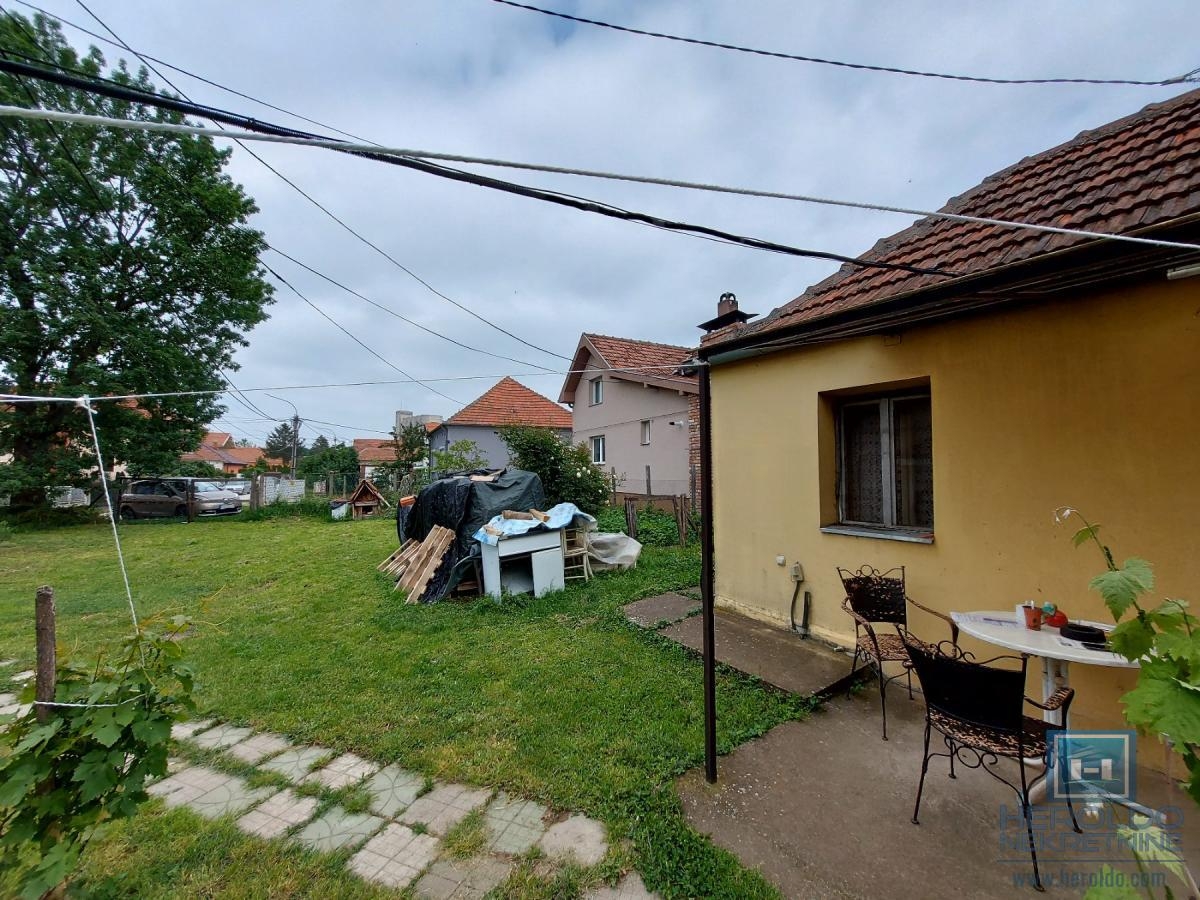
[640,420,651,445]
[836,392,932,531]
[590,377,603,406]
[590,434,606,464]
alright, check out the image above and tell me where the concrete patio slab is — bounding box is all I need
[148,766,269,818]
[585,873,658,899]
[228,732,291,765]
[484,792,547,855]
[304,752,379,790]
[189,723,253,751]
[401,783,492,836]
[660,607,851,696]
[236,789,319,839]
[538,814,608,866]
[170,719,216,741]
[348,822,439,889]
[415,855,512,899]
[11,669,33,683]
[623,592,700,628]
[262,745,329,781]
[294,806,386,853]
[677,690,1200,898]
[366,764,424,818]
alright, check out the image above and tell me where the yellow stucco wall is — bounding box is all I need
[710,276,1200,756]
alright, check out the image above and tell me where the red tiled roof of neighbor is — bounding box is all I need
[356,440,399,463]
[181,444,265,467]
[445,377,572,429]
[203,431,233,448]
[425,421,440,434]
[585,334,696,381]
[711,88,1200,347]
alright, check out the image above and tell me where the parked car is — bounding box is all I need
[223,478,252,504]
[118,478,242,520]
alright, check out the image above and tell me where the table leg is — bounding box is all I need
[1028,658,1070,803]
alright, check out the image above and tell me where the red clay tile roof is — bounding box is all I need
[203,431,233,448]
[714,88,1200,347]
[181,444,265,467]
[445,377,572,429]
[559,333,697,402]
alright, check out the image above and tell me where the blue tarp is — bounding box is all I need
[472,502,595,546]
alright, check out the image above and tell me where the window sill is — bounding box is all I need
[820,524,934,545]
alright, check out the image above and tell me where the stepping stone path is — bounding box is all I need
[164,719,660,897]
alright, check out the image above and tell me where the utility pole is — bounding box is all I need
[290,413,300,479]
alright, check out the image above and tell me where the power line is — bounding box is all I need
[266,246,557,371]
[262,262,463,405]
[12,0,374,142]
[2,90,1196,259]
[490,0,1200,87]
[0,65,961,276]
[55,0,571,365]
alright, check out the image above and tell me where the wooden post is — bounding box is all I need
[35,585,55,724]
[186,481,195,524]
[644,465,652,497]
[624,497,638,540]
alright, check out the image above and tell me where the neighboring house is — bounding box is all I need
[558,333,698,498]
[356,423,439,480]
[698,89,1200,745]
[180,430,272,474]
[430,377,571,469]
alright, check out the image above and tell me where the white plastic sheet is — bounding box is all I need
[587,531,642,571]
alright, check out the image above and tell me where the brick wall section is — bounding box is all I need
[688,392,701,507]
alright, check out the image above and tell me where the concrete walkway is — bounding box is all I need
[625,593,853,697]
[677,689,1199,899]
[155,719,658,898]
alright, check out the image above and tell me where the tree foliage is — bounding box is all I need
[432,439,488,474]
[263,421,305,465]
[374,423,428,482]
[0,14,272,508]
[167,460,222,479]
[296,442,358,481]
[498,425,609,513]
[0,616,195,898]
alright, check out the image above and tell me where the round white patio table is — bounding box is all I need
[949,611,1139,728]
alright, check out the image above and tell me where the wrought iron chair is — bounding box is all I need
[902,632,1080,892]
[838,565,958,740]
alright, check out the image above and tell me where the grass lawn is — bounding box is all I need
[0,515,807,898]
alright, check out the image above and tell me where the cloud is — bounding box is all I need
[29,0,1196,442]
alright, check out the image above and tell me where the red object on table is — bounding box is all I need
[1022,606,1044,630]
[1046,610,1069,628]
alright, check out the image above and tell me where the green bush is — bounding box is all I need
[634,506,680,546]
[594,505,626,532]
[238,497,334,522]
[498,426,609,513]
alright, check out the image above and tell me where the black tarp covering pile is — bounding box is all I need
[398,469,545,602]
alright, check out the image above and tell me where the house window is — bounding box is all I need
[590,377,603,405]
[838,393,933,530]
[590,435,606,464]
[640,420,651,445]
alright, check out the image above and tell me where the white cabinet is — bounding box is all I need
[480,530,565,599]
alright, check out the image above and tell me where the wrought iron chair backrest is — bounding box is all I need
[838,565,907,625]
[902,632,1028,734]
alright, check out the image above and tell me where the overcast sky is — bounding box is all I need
[27,0,1196,445]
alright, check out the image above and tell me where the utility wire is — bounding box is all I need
[490,0,1200,87]
[1,82,1195,259]
[63,0,570,364]
[262,262,463,405]
[0,64,961,275]
[62,1,571,372]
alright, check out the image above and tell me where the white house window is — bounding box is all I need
[838,393,933,530]
[590,435,606,464]
[590,377,603,405]
[640,420,651,445]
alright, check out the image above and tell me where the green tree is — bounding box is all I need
[168,460,222,479]
[432,439,488,474]
[263,421,305,464]
[0,14,273,509]
[385,424,429,477]
[297,443,358,482]
[309,433,330,454]
[498,425,609,513]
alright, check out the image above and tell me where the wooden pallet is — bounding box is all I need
[395,525,455,602]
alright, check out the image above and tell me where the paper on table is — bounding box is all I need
[951,612,1021,628]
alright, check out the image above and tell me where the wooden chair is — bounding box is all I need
[561,526,592,582]
[837,565,959,740]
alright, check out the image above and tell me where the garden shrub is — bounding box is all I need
[498,426,609,513]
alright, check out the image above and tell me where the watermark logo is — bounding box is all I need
[1051,730,1135,801]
